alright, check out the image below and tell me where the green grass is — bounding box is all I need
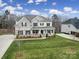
[2,36,79,59]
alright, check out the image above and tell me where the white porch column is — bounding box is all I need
[39,30,41,34]
[15,30,18,35]
[23,30,25,35]
[30,30,32,35]
[46,30,48,34]
[50,30,53,35]
[53,29,55,35]
[44,30,46,34]
[44,30,46,36]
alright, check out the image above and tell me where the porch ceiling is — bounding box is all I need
[31,27,54,30]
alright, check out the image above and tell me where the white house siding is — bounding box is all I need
[15,16,55,37]
[31,16,52,27]
[38,22,52,27]
[61,24,77,34]
[15,17,32,28]
[15,17,32,35]
[31,22,52,27]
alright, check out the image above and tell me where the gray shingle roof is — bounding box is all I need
[17,15,51,22]
[35,16,51,22]
[24,15,37,22]
[63,18,79,29]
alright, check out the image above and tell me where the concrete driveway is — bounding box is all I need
[56,33,79,41]
[0,35,15,59]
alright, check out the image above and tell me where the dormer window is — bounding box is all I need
[47,23,50,26]
[22,22,23,26]
[25,23,27,26]
[33,23,38,26]
[68,25,70,28]
[40,23,44,26]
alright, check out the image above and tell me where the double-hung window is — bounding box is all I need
[22,22,27,26]
[33,23,38,26]
[47,23,50,26]
[18,31,23,35]
[40,23,44,26]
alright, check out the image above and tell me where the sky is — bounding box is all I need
[0,0,79,18]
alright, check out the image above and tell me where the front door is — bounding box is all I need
[41,30,43,34]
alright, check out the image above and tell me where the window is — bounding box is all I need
[22,22,23,26]
[25,23,27,26]
[33,23,38,26]
[52,30,53,33]
[26,31,30,35]
[68,25,70,28]
[40,23,44,26]
[18,31,23,35]
[47,23,50,26]
[33,30,39,34]
[47,30,51,33]
[22,22,27,26]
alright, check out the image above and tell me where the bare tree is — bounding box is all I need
[52,14,61,33]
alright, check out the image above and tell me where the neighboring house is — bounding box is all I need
[61,18,79,37]
[15,15,55,37]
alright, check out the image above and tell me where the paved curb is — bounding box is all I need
[56,34,79,41]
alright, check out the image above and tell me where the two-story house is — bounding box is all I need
[15,15,55,37]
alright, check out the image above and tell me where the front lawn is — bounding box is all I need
[2,36,79,59]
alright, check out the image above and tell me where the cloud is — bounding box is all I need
[16,4,23,10]
[35,0,47,3]
[49,9,63,14]
[2,3,25,15]
[52,2,56,6]
[44,9,50,11]
[2,6,16,14]
[9,0,13,3]
[0,0,7,7]
[30,10,40,15]
[2,5,23,14]
[35,0,47,5]
[0,3,7,7]
[14,11,26,16]
[70,10,79,14]
[41,13,48,17]
[25,9,29,12]
[64,7,72,12]
[0,0,2,4]
[64,7,79,14]
[27,0,47,4]
[3,6,16,11]
[35,2,40,5]
[27,0,34,3]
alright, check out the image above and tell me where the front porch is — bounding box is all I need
[15,27,55,38]
[15,29,55,39]
[18,29,54,36]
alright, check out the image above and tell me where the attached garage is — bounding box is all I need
[71,31,79,37]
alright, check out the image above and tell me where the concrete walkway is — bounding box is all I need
[56,33,79,41]
[0,35,15,59]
